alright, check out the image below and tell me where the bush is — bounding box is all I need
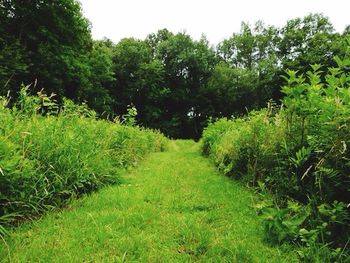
[202,108,284,185]
[0,87,168,231]
[201,59,350,260]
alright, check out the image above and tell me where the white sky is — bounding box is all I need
[79,0,350,45]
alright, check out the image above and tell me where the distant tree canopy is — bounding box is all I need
[1,1,349,138]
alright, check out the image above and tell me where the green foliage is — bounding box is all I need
[0,0,92,97]
[144,31,217,138]
[84,39,115,115]
[0,140,297,262]
[202,62,259,116]
[0,87,168,233]
[201,57,350,260]
[258,201,310,244]
[1,3,349,138]
[279,14,336,72]
[122,105,138,126]
[202,108,284,185]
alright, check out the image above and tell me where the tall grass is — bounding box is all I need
[0,87,167,232]
[201,59,350,261]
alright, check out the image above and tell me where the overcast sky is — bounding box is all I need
[79,0,350,45]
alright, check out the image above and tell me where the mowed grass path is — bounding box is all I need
[0,140,298,262]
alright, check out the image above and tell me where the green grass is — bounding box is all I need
[0,140,298,262]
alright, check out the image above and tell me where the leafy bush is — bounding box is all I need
[0,87,168,232]
[202,108,284,185]
[201,58,350,260]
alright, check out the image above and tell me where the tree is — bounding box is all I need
[0,0,92,100]
[111,38,152,116]
[217,22,280,107]
[150,32,217,138]
[201,62,258,118]
[84,39,115,115]
[135,59,169,131]
[279,14,336,72]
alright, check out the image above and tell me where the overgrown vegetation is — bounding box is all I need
[0,87,167,235]
[1,1,350,138]
[2,0,350,260]
[0,141,297,262]
[201,54,350,261]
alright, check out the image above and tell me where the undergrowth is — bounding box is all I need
[0,86,167,235]
[0,140,297,262]
[201,55,350,262]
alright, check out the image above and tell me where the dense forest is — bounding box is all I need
[1,0,349,138]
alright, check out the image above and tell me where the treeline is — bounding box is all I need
[1,0,350,138]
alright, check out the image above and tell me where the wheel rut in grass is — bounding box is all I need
[0,140,297,262]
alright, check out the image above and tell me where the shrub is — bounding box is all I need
[201,58,350,260]
[203,108,285,185]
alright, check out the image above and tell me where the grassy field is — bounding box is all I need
[0,140,298,262]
